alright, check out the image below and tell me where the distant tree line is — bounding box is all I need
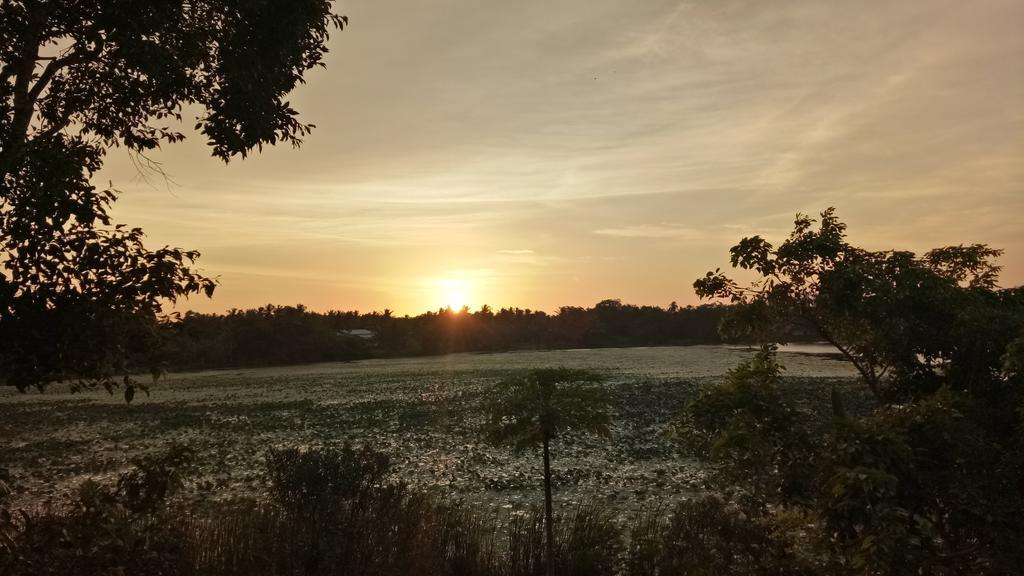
[161,300,740,371]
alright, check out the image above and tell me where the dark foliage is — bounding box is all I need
[1,1,346,393]
[117,444,197,514]
[695,208,1023,404]
[2,441,852,576]
[486,368,612,576]
[682,346,818,503]
[5,443,825,576]
[628,496,810,576]
[0,445,196,576]
[160,301,731,371]
[689,209,1024,575]
[485,368,611,451]
[266,444,391,511]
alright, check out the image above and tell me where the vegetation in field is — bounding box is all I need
[6,348,759,514]
[0,444,806,576]
[485,368,611,575]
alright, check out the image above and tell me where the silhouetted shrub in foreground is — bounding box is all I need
[180,493,501,576]
[0,445,811,576]
[0,446,196,576]
[635,496,810,576]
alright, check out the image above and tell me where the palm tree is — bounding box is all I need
[484,368,611,576]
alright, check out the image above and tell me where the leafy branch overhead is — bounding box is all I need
[0,1,347,392]
[0,0,347,165]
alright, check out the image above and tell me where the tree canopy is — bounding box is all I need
[485,368,611,451]
[687,209,1024,574]
[0,0,347,394]
[695,208,1023,403]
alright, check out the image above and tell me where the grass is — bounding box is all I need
[1,444,810,576]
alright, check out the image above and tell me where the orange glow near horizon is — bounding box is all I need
[106,0,1023,316]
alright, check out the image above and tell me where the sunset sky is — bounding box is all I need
[100,0,1023,315]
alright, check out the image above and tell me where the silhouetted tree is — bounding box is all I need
[689,209,1024,573]
[1,1,346,393]
[160,301,732,370]
[485,368,611,576]
[695,208,1019,404]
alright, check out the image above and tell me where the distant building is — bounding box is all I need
[338,329,375,340]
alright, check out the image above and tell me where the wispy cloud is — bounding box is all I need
[105,0,1024,312]
[593,224,702,240]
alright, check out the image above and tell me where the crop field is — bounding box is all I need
[0,345,856,517]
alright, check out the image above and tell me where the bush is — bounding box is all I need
[682,346,817,502]
[627,495,809,576]
[251,444,500,576]
[265,444,391,511]
[0,467,14,562]
[0,446,194,576]
[2,442,832,576]
[118,443,197,513]
[822,391,1024,575]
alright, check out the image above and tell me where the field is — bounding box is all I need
[0,345,856,516]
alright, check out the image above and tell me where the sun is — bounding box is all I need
[437,277,472,311]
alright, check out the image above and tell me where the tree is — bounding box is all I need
[485,368,611,576]
[1003,334,1024,377]
[689,209,1024,574]
[694,208,1021,404]
[0,1,347,394]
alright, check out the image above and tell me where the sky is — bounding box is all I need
[100,0,1024,315]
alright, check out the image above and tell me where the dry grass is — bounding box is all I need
[1,443,810,576]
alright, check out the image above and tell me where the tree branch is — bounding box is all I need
[2,41,103,176]
[2,3,46,175]
[29,41,104,103]
[0,62,16,81]
[10,45,39,139]
[33,116,72,142]
[807,313,885,404]
[27,57,62,102]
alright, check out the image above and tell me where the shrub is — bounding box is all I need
[0,445,194,576]
[506,503,623,576]
[181,482,499,576]
[118,443,197,513]
[627,495,809,576]
[0,467,14,562]
[822,391,1024,575]
[624,507,664,576]
[683,346,817,502]
[265,444,391,511]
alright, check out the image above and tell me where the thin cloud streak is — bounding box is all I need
[101,0,1023,313]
